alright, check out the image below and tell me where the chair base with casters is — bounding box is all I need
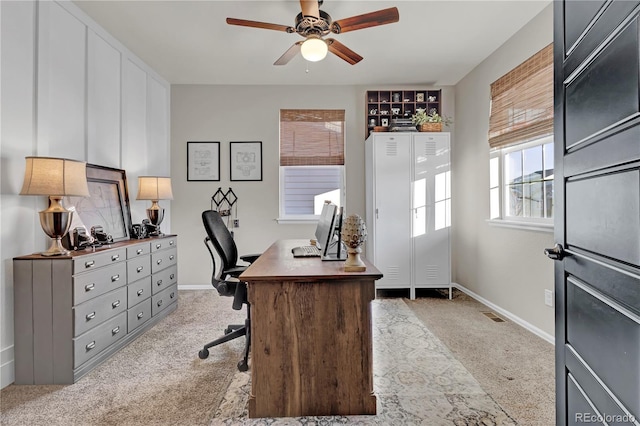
[198,303,251,372]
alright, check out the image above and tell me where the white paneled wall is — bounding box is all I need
[0,0,170,389]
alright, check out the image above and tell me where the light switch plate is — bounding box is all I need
[544,289,553,307]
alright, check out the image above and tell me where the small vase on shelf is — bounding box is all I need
[341,214,368,272]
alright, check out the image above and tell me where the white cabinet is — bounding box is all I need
[365,132,451,299]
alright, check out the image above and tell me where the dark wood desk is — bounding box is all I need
[240,239,383,418]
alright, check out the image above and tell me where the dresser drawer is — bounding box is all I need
[127,255,151,282]
[128,276,152,308]
[73,248,126,274]
[127,243,151,259]
[151,247,177,274]
[152,284,178,316]
[74,287,127,336]
[73,262,127,305]
[152,264,178,295]
[127,298,152,333]
[73,312,126,368]
[151,237,177,253]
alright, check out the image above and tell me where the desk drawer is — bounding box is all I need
[73,248,126,274]
[127,298,152,333]
[74,287,127,336]
[151,237,177,253]
[152,265,177,295]
[74,312,126,368]
[128,276,152,308]
[152,284,178,316]
[127,256,151,282]
[127,243,151,259]
[73,262,127,305]
[151,248,177,274]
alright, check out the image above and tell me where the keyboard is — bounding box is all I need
[291,245,321,258]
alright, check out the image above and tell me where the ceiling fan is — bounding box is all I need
[226,0,399,66]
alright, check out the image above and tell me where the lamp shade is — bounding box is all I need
[301,36,328,62]
[20,157,89,197]
[136,176,173,201]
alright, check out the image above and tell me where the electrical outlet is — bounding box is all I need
[233,219,239,228]
[544,289,553,307]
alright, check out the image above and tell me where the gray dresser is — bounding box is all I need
[13,235,178,384]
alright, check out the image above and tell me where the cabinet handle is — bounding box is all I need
[112,326,120,335]
[84,260,95,268]
[137,312,144,319]
[111,274,120,282]
[156,259,162,265]
[170,274,175,280]
[156,243,162,249]
[137,289,144,296]
[136,266,144,273]
[85,283,95,292]
[170,292,175,299]
[86,312,96,320]
[169,255,175,261]
[86,341,96,351]
[111,254,120,261]
[156,279,163,286]
[157,299,163,307]
[112,300,121,308]
[169,240,175,246]
[136,248,143,255]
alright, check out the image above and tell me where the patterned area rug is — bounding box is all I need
[211,298,516,425]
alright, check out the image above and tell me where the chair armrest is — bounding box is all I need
[240,253,261,264]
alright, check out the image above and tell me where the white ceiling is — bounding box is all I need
[73,0,551,86]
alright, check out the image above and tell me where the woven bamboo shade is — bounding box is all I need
[488,43,553,149]
[280,109,345,166]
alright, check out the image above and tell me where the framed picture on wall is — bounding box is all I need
[230,141,262,181]
[187,141,220,181]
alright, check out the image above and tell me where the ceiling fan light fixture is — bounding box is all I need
[300,36,328,62]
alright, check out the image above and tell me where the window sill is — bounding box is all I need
[486,219,554,233]
[276,218,318,225]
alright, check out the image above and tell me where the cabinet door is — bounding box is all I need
[412,133,451,286]
[372,133,412,287]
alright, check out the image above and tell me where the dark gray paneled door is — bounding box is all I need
[553,1,640,425]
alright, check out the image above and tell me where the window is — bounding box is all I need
[279,109,345,221]
[488,44,554,226]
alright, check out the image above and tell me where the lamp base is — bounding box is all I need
[41,237,70,256]
[39,207,72,256]
[146,206,165,236]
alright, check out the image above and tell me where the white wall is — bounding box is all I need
[452,4,555,339]
[171,84,455,287]
[0,0,170,388]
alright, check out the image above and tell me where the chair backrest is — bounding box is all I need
[202,210,239,274]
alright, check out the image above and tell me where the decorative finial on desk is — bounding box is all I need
[341,214,367,272]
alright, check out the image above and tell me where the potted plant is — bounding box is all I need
[411,109,453,132]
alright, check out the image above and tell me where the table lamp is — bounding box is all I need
[136,176,173,235]
[20,156,90,256]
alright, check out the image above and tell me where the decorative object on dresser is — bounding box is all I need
[366,90,442,138]
[19,157,90,256]
[365,132,452,299]
[411,108,453,132]
[13,235,178,384]
[341,214,368,272]
[136,176,174,236]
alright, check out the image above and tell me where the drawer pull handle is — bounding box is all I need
[169,255,175,261]
[156,259,162,265]
[86,341,96,351]
[169,240,175,246]
[137,289,144,296]
[85,260,95,268]
[112,326,120,335]
[156,244,162,249]
[137,312,144,319]
[111,275,120,282]
[157,300,163,307]
[85,283,95,292]
[136,249,143,255]
[111,254,120,261]
[136,266,144,273]
[156,279,163,286]
[170,274,175,280]
[112,300,121,308]
[86,312,96,320]
[170,292,175,299]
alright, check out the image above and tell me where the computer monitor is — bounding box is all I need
[315,202,337,256]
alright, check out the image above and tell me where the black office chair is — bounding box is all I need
[198,210,260,371]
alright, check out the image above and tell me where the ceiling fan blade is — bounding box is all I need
[274,42,303,65]
[226,17,294,33]
[327,39,363,65]
[300,0,320,18]
[331,7,400,34]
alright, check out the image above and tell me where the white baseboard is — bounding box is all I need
[178,284,211,290]
[453,283,555,345]
[1,345,15,389]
